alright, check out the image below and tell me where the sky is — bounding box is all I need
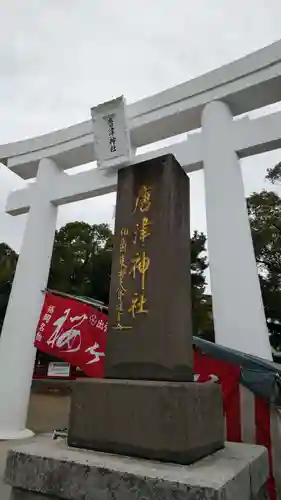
[1,0,281,255]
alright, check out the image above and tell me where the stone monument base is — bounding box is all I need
[68,379,224,464]
[5,439,268,500]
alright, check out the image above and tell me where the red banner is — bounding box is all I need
[34,292,108,378]
[194,348,277,500]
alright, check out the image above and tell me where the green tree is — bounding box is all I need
[0,243,18,331]
[48,222,112,303]
[191,231,214,341]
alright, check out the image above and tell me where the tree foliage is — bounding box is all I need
[265,162,281,185]
[48,222,112,303]
[0,243,18,331]
[248,191,281,275]
[190,231,214,340]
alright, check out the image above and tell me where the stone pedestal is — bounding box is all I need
[68,378,224,464]
[5,439,269,500]
[68,154,225,463]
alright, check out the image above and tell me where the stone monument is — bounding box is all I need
[68,154,224,463]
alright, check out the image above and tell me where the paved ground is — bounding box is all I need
[0,435,51,499]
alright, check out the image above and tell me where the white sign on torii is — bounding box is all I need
[1,40,281,439]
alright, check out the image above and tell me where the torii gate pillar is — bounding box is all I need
[202,101,272,359]
[0,158,60,439]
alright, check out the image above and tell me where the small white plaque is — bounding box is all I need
[91,96,132,169]
[47,362,70,378]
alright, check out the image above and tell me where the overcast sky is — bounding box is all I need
[1,0,281,254]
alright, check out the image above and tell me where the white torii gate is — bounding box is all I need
[1,40,281,438]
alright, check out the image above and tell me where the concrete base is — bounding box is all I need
[4,439,269,500]
[68,379,224,464]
